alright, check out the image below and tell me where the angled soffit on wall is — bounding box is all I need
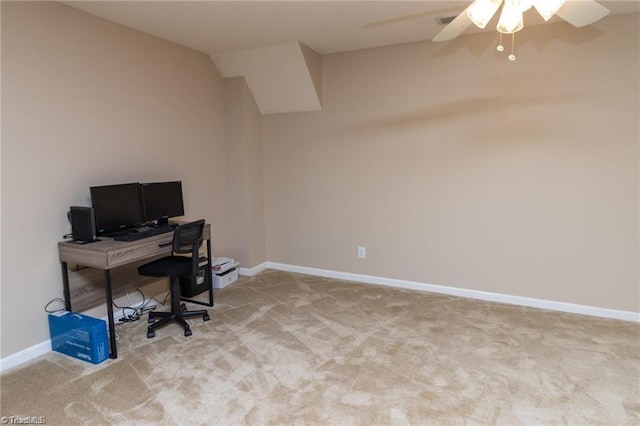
[212,42,322,115]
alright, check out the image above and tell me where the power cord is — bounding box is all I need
[44,298,67,313]
[113,288,158,324]
[161,290,171,306]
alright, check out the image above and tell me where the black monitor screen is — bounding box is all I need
[90,183,143,235]
[141,181,184,226]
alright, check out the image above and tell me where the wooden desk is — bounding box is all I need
[58,224,213,359]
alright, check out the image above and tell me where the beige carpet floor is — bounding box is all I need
[1,269,639,425]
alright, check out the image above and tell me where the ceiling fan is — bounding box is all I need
[432,0,609,60]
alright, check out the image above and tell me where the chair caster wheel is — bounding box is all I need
[184,328,192,337]
[147,330,155,338]
[181,303,187,312]
[203,313,210,321]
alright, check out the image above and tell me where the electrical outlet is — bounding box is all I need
[358,246,366,258]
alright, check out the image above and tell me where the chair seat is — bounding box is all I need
[136,219,209,339]
[138,255,192,278]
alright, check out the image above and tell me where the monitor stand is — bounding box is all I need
[153,218,170,228]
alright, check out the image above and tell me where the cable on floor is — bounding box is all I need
[113,288,158,324]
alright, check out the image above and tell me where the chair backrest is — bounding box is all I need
[172,219,205,255]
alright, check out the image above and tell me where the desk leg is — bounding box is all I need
[206,239,214,307]
[61,262,72,312]
[104,270,118,359]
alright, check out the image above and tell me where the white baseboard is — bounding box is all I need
[238,262,268,277]
[0,340,51,374]
[266,262,640,323]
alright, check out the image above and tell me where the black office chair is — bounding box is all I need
[138,219,210,338]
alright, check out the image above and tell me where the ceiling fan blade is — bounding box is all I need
[432,10,473,42]
[555,0,609,28]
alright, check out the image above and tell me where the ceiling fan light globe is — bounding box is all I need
[533,0,566,21]
[513,0,534,12]
[497,0,524,33]
[466,0,502,29]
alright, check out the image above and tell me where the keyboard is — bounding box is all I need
[113,226,174,242]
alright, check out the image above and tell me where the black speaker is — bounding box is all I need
[69,206,97,242]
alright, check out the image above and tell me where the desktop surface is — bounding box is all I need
[59,223,211,270]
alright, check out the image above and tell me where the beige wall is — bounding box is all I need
[0,2,231,357]
[263,14,639,312]
[223,77,266,267]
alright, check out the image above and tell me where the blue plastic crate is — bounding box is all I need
[48,312,108,364]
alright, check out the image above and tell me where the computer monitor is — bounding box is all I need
[90,183,143,235]
[141,181,185,227]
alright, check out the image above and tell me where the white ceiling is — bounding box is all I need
[63,1,639,56]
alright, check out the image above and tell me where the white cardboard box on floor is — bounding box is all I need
[213,267,238,288]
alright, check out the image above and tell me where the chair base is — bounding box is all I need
[147,279,210,338]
